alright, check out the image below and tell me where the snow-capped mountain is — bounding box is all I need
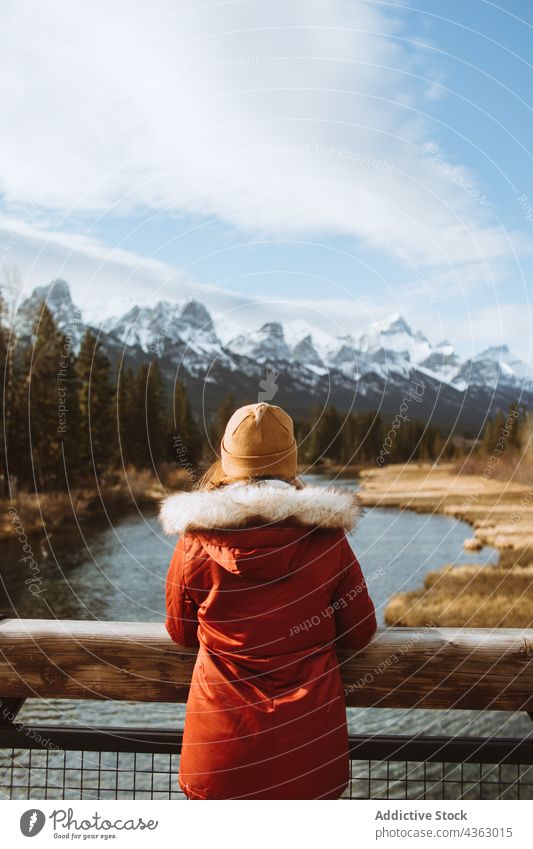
[12,280,533,428]
[419,340,460,384]
[15,279,84,341]
[292,335,326,371]
[357,314,432,365]
[452,345,532,393]
[103,298,218,349]
[226,322,293,363]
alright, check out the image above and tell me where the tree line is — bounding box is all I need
[293,405,454,467]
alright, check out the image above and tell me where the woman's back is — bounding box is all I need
[163,478,376,799]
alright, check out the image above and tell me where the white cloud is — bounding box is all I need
[0,213,376,333]
[2,214,532,367]
[0,0,526,282]
[0,214,181,317]
[439,302,533,366]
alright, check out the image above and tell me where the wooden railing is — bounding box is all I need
[1,618,533,711]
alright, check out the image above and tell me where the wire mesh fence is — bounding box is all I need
[343,759,533,800]
[0,748,186,800]
[1,726,533,800]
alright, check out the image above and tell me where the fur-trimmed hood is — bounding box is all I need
[159,480,360,536]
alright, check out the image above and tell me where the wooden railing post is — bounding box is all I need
[0,619,533,711]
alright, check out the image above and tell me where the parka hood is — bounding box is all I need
[159,480,360,536]
[159,480,359,581]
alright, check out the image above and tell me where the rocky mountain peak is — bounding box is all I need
[180,298,214,331]
[292,334,325,368]
[15,278,81,337]
[477,344,511,360]
[380,314,413,336]
[259,321,285,337]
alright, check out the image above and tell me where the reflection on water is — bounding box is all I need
[1,476,531,740]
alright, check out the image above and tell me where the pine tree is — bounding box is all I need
[58,330,81,485]
[343,411,383,464]
[430,430,442,462]
[307,405,344,463]
[140,360,167,468]
[518,412,533,461]
[15,304,66,490]
[419,424,435,462]
[293,416,312,464]
[124,361,171,469]
[116,366,136,467]
[123,366,147,468]
[506,401,522,452]
[0,292,12,495]
[169,378,204,471]
[76,330,115,478]
[210,393,236,450]
[481,410,505,455]
[362,412,384,463]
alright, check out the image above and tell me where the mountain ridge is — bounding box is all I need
[13,279,532,429]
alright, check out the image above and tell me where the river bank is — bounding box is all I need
[0,466,192,539]
[358,462,533,627]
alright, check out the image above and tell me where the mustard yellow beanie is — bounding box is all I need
[220,402,297,480]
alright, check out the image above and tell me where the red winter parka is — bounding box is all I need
[161,480,377,800]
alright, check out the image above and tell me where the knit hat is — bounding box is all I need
[220,403,298,480]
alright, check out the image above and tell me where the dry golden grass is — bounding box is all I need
[157,463,196,492]
[1,489,94,534]
[359,462,533,551]
[360,461,533,627]
[456,452,533,485]
[384,564,533,628]
[107,465,166,504]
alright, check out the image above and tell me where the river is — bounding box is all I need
[1,475,531,741]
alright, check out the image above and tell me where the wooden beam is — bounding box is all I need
[1,619,532,711]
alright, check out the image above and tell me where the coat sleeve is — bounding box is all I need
[165,535,200,648]
[333,533,377,650]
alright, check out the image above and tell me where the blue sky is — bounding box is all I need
[0,0,531,363]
